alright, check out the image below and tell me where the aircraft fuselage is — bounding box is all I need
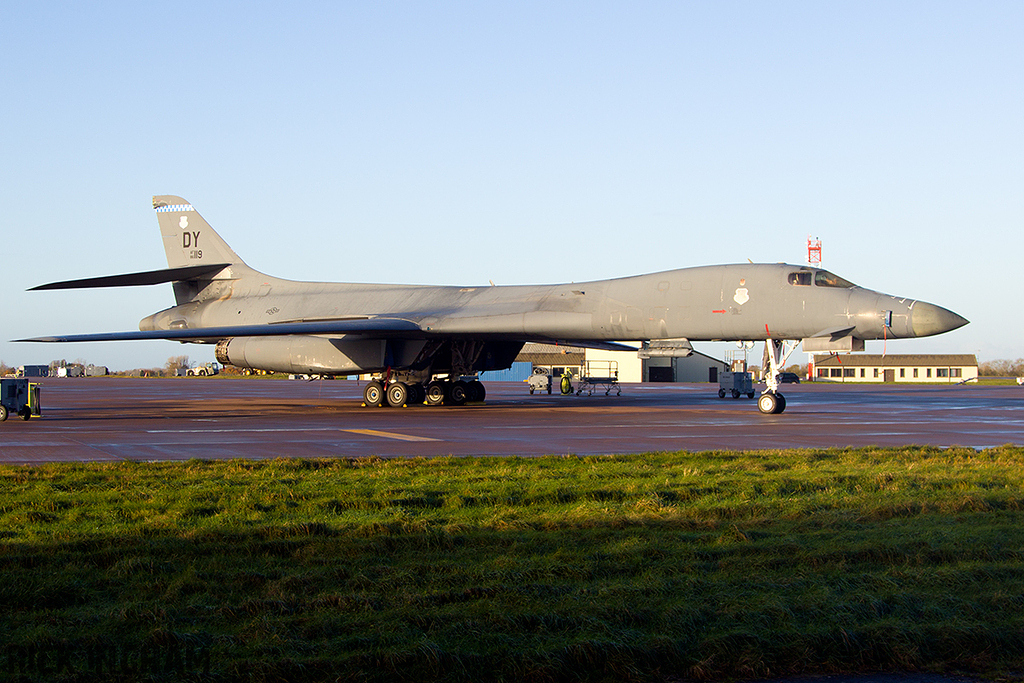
[139,263,957,346]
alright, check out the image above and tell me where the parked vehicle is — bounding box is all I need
[186,362,220,376]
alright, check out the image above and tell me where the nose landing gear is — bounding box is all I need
[757,391,787,415]
[758,338,798,415]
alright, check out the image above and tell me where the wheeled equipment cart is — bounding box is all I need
[0,379,41,422]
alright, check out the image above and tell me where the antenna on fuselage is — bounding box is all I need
[805,235,825,377]
[807,236,822,268]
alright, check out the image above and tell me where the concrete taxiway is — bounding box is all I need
[0,378,1022,464]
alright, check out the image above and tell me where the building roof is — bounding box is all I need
[812,354,978,367]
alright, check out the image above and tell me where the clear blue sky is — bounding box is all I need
[2,2,1021,370]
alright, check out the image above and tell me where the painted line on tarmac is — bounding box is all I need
[146,428,344,433]
[342,429,441,442]
[143,426,441,442]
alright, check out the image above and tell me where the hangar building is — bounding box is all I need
[513,343,727,383]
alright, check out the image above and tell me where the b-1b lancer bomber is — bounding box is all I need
[20,196,968,414]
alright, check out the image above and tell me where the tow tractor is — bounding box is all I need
[526,368,553,394]
[1,378,41,422]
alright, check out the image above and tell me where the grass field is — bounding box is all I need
[2,447,1024,681]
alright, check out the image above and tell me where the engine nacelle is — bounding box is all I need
[215,336,385,375]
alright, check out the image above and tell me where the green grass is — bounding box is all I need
[2,447,1024,681]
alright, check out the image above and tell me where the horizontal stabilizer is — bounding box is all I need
[29,264,233,291]
[17,318,422,343]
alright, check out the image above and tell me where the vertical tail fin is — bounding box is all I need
[153,195,247,269]
[153,195,263,304]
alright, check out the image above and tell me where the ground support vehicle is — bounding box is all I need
[0,379,41,422]
[575,361,620,396]
[718,371,755,399]
[187,362,220,376]
[526,371,552,394]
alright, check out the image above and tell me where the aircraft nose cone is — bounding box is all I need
[910,302,969,337]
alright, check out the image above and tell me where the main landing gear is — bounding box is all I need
[362,378,486,408]
[758,338,798,415]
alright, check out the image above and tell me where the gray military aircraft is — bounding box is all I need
[20,195,967,413]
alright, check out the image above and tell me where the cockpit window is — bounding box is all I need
[788,271,812,286]
[814,270,855,288]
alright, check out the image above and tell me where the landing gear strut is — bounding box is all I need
[759,338,798,415]
[363,376,487,408]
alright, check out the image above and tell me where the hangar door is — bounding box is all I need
[649,366,674,382]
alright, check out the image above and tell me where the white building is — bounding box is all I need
[810,354,978,383]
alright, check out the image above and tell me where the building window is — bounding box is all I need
[913,368,918,378]
[927,369,932,378]
[831,368,843,378]
[843,368,856,378]
[900,368,905,378]
[860,368,866,377]
[951,368,962,378]
[937,368,949,378]
[873,368,879,378]
[817,369,829,378]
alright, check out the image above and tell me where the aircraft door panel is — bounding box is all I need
[646,307,669,339]
[625,307,644,337]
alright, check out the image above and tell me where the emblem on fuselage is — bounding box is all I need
[734,288,749,305]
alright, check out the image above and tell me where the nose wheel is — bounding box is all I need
[759,338,797,415]
[757,392,786,415]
